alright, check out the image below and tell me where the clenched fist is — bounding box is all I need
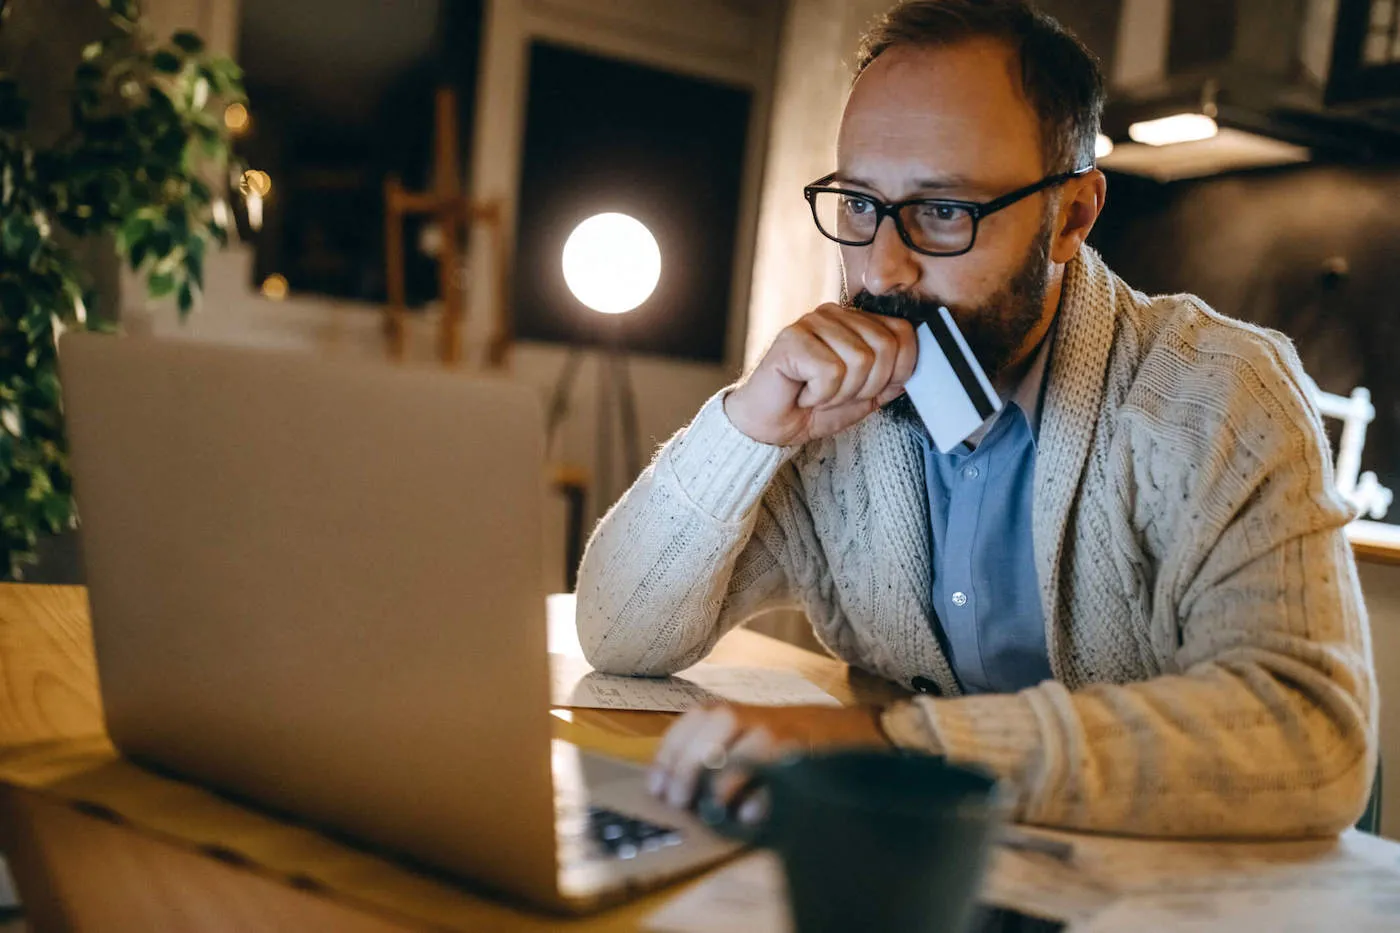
[724,304,918,447]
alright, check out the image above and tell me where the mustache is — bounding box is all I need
[848,290,947,326]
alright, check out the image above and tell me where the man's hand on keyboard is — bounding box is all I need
[646,704,889,817]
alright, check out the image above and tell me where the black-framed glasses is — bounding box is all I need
[803,166,1092,257]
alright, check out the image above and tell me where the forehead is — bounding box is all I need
[837,39,1043,192]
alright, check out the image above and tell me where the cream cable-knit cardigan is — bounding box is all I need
[576,247,1377,838]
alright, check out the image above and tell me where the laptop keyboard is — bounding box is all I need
[586,806,684,860]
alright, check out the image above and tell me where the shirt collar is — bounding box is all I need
[959,318,1057,450]
[1010,317,1057,441]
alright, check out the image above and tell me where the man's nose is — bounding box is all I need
[860,216,921,296]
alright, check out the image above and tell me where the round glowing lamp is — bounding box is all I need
[561,212,660,315]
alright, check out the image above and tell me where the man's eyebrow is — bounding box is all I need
[828,172,975,194]
[825,172,878,190]
[910,175,975,191]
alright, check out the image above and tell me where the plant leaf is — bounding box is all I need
[0,80,29,131]
[185,237,204,287]
[128,238,149,271]
[171,32,205,54]
[148,272,176,298]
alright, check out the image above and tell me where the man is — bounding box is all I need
[576,0,1377,837]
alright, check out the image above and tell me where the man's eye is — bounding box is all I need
[840,196,873,215]
[918,204,961,222]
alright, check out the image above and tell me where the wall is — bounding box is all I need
[744,0,894,370]
[139,0,240,52]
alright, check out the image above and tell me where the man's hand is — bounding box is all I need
[647,704,889,815]
[725,305,917,446]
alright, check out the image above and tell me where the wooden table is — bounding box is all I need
[1348,519,1400,567]
[0,585,900,931]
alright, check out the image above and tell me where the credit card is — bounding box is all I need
[903,305,1001,453]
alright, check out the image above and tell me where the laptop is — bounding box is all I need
[58,332,739,913]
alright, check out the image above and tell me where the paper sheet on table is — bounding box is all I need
[550,654,841,712]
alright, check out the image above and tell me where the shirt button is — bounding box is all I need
[911,676,942,696]
[963,466,980,479]
[951,591,968,607]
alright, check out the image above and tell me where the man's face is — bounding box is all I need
[836,39,1060,381]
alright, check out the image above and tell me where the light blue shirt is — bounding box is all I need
[919,329,1055,695]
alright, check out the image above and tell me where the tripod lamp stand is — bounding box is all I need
[546,213,661,587]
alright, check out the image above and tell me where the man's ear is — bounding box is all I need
[1050,169,1107,264]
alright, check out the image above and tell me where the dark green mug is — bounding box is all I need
[698,750,1008,933]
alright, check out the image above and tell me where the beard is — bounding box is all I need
[847,216,1054,428]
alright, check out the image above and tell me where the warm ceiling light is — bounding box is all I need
[224,102,250,134]
[240,169,272,198]
[260,274,288,300]
[561,213,661,315]
[245,191,264,231]
[1128,113,1219,147]
[1095,134,1115,159]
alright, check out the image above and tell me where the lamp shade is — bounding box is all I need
[561,213,661,315]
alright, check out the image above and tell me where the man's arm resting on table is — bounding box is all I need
[577,307,915,676]
[575,391,804,676]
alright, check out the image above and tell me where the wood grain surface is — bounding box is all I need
[0,587,103,746]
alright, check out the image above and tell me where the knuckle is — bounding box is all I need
[888,315,915,336]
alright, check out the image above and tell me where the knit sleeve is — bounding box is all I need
[574,390,810,675]
[883,330,1378,838]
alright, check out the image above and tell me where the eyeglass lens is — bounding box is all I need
[811,191,975,255]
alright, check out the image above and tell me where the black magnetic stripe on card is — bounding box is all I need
[923,310,997,421]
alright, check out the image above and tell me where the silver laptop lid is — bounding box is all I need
[59,333,559,903]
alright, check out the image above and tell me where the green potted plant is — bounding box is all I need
[1,0,246,579]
